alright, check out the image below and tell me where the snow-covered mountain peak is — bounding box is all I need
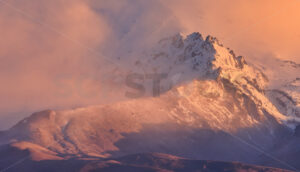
[3,32,300,166]
[131,32,267,95]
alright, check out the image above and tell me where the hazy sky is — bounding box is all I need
[0,0,300,129]
[163,0,300,61]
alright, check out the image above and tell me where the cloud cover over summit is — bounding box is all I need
[0,0,300,129]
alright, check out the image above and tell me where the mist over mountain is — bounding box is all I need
[1,0,300,130]
[1,0,300,171]
[1,33,300,172]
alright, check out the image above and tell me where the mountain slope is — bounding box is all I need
[81,153,291,172]
[0,33,298,171]
[0,152,291,172]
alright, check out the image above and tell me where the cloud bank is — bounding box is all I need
[0,0,300,129]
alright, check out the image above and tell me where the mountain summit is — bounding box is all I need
[0,33,299,171]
